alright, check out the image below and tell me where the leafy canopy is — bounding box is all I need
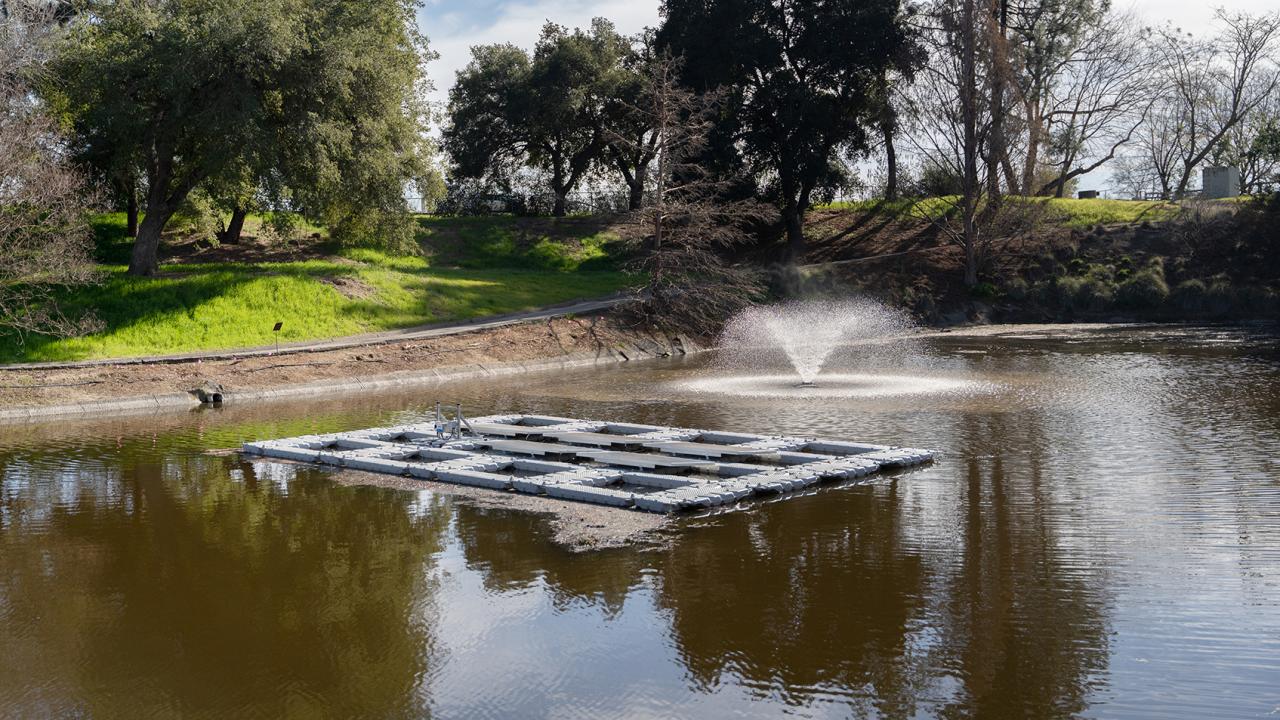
[443,18,632,213]
[51,0,435,264]
[658,0,922,251]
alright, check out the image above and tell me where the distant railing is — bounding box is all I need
[406,190,643,217]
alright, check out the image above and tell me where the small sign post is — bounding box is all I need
[272,322,283,354]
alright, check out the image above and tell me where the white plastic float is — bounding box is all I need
[242,412,935,513]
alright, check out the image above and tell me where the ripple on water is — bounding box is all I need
[676,372,994,399]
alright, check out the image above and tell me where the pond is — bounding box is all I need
[1,325,1278,718]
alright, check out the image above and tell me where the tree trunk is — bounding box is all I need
[222,206,247,244]
[883,120,898,201]
[986,0,1008,203]
[987,65,1004,202]
[1173,162,1196,200]
[129,166,178,275]
[961,0,981,288]
[129,205,173,276]
[1053,162,1069,198]
[1022,99,1041,195]
[549,152,569,217]
[628,167,647,211]
[782,203,805,260]
[126,184,139,238]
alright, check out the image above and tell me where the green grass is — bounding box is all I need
[414,215,623,271]
[91,213,138,264]
[817,195,1181,229]
[1039,198,1179,228]
[2,216,633,363]
[817,197,958,220]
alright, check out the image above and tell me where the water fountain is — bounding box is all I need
[681,297,986,399]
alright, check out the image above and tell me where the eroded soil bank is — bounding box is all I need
[0,313,698,419]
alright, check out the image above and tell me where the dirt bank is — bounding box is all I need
[0,312,701,421]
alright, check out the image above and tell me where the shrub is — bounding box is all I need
[1004,277,1029,301]
[1117,270,1169,309]
[172,193,220,242]
[1206,279,1234,316]
[1116,260,1169,309]
[1083,263,1115,283]
[1235,286,1279,316]
[1031,279,1060,308]
[331,210,419,255]
[970,281,999,299]
[1053,275,1114,313]
[1171,279,1207,313]
[1074,277,1115,312]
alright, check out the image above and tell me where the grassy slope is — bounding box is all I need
[819,196,1181,229]
[806,195,1278,322]
[414,215,621,270]
[1,215,632,363]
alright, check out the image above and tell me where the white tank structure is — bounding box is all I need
[1202,166,1240,199]
[242,413,936,513]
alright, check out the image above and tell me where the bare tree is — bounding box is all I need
[613,52,767,332]
[1,0,101,338]
[1036,16,1157,196]
[1212,77,1280,193]
[984,0,1013,202]
[1112,94,1188,199]
[1154,10,1280,198]
[1002,0,1109,196]
[904,0,993,286]
[957,0,984,286]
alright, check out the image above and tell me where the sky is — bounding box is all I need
[415,0,1278,193]
[417,0,657,105]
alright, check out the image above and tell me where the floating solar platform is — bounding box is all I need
[242,414,936,513]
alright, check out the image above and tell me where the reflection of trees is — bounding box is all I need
[446,412,1115,717]
[934,412,1111,719]
[452,503,646,614]
[0,444,450,718]
[654,480,931,715]
[636,409,1112,716]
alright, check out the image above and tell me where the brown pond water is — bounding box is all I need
[1,325,1278,718]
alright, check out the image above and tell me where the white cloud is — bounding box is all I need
[1127,0,1278,33]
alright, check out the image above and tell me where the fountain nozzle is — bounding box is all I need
[796,380,817,388]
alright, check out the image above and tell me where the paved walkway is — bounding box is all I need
[1,294,632,371]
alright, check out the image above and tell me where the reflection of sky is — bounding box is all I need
[406,328,1278,716]
[424,534,852,718]
[0,458,126,529]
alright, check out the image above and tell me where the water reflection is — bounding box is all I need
[1,326,1278,718]
[1,448,450,718]
[657,480,931,714]
[934,413,1110,719]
